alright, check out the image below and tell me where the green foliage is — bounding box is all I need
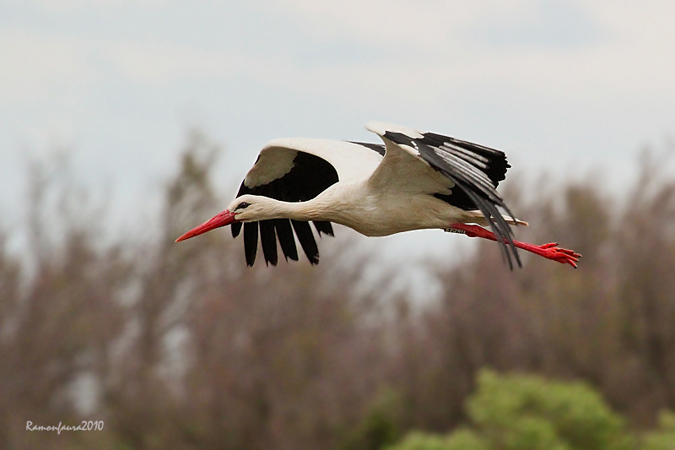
[386,431,449,450]
[467,369,633,450]
[391,370,635,450]
[443,429,489,450]
[342,389,404,450]
[386,430,489,450]
[387,429,489,450]
[641,410,675,450]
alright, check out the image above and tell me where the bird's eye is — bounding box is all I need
[236,202,250,210]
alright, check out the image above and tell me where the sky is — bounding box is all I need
[1,0,674,276]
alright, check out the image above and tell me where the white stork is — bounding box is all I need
[176,122,581,269]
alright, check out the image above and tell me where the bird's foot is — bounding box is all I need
[524,242,582,268]
[447,224,582,268]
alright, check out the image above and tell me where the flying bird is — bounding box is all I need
[176,122,580,269]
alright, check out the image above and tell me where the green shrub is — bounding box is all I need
[641,410,675,450]
[467,369,633,450]
[389,370,635,450]
[444,429,490,450]
[386,431,452,450]
[387,429,488,450]
[341,389,403,450]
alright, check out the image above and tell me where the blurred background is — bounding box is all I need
[2,1,675,449]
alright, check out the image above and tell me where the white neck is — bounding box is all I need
[237,183,366,230]
[245,196,328,222]
[277,199,325,221]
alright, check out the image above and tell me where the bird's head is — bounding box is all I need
[175,195,276,242]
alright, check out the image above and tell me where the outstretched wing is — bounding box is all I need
[366,122,520,269]
[232,139,384,266]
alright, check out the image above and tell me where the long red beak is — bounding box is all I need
[175,210,239,242]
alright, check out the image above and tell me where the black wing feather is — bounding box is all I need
[231,221,242,238]
[382,130,521,269]
[273,219,299,262]
[292,220,320,265]
[243,222,259,267]
[233,151,339,266]
[348,141,386,156]
[259,220,278,266]
[313,221,334,237]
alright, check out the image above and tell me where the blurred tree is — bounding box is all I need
[614,148,675,420]
[4,136,675,449]
[103,129,226,449]
[0,155,129,449]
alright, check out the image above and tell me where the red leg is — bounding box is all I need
[448,223,582,268]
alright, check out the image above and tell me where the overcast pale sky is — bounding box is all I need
[1,0,674,273]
